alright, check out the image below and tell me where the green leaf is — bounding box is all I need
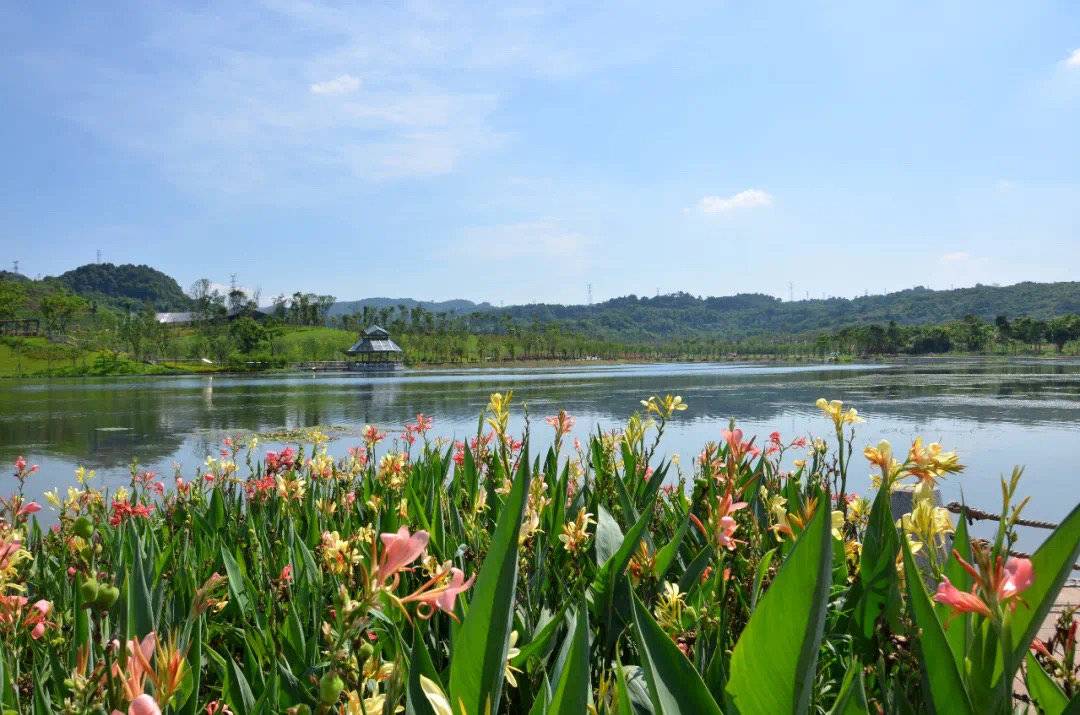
[630,585,722,715]
[939,511,972,669]
[828,658,869,715]
[407,628,444,715]
[653,514,689,581]
[220,545,251,615]
[547,606,590,715]
[448,449,532,715]
[901,534,973,715]
[179,616,204,715]
[727,498,832,715]
[126,524,155,638]
[1002,502,1080,683]
[1025,652,1067,715]
[851,484,901,640]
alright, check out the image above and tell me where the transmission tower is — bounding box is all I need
[788,281,794,302]
[586,283,593,305]
[12,260,18,274]
[96,249,102,264]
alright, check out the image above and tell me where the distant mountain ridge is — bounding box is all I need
[467,281,1080,340]
[328,297,495,317]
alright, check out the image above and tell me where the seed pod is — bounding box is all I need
[73,516,94,539]
[94,585,120,610]
[78,578,100,606]
[318,672,345,705]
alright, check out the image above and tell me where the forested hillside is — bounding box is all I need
[52,263,193,311]
[467,282,1080,340]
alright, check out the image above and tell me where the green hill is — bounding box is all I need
[469,282,1080,340]
[52,263,193,311]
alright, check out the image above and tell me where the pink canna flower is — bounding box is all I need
[17,501,42,516]
[717,516,739,550]
[933,578,992,618]
[401,566,476,619]
[1000,557,1035,599]
[110,632,157,701]
[127,694,161,715]
[375,527,429,584]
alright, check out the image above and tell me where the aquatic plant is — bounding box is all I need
[1,398,1077,714]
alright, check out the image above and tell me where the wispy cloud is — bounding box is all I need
[1063,48,1080,69]
[12,2,680,199]
[697,189,774,214]
[939,251,971,264]
[310,74,360,96]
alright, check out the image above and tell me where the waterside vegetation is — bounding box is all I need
[2,395,1078,713]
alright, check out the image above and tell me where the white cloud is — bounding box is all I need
[697,189,774,214]
[1064,48,1080,69]
[310,74,360,95]
[939,251,971,264]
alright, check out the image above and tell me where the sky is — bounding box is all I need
[2,1,1079,306]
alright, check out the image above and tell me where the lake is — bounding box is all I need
[3,358,1079,547]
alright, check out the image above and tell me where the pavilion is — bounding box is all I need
[344,325,404,371]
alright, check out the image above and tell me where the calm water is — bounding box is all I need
[3,358,1079,546]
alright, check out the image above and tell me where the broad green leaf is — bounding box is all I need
[1025,652,1067,715]
[179,616,204,715]
[630,585,722,715]
[1002,502,1080,682]
[448,450,531,715]
[901,534,973,715]
[851,484,901,640]
[653,514,689,581]
[828,658,869,715]
[727,498,832,715]
[548,606,590,715]
[126,524,155,639]
[939,511,972,670]
[407,628,444,715]
[220,545,251,615]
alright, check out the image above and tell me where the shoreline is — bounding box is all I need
[2,351,1078,380]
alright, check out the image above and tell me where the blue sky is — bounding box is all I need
[2,2,1078,305]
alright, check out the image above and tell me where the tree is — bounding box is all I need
[0,281,28,320]
[229,317,267,353]
[40,292,89,335]
[1046,314,1080,353]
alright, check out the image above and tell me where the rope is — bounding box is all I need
[941,502,1079,572]
[944,502,1061,531]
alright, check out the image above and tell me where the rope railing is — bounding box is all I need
[943,502,1080,573]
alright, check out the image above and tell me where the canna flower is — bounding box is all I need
[815,398,864,434]
[545,410,575,436]
[110,632,157,701]
[933,551,1035,623]
[933,579,992,618]
[904,437,964,490]
[362,424,387,449]
[864,440,903,486]
[153,634,187,705]
[375,527,429,585]
[559,508,596,554]
[504,631,523,687]
[486,391,513,438]
[418,676,454,715]
[641,394,688,419]
[400,566,475,619]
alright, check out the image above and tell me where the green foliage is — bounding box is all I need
[1,392,1076,715]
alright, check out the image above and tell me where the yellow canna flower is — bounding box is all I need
[815,398,864,433]
[641,394,688,419]
[485,391,513,438]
